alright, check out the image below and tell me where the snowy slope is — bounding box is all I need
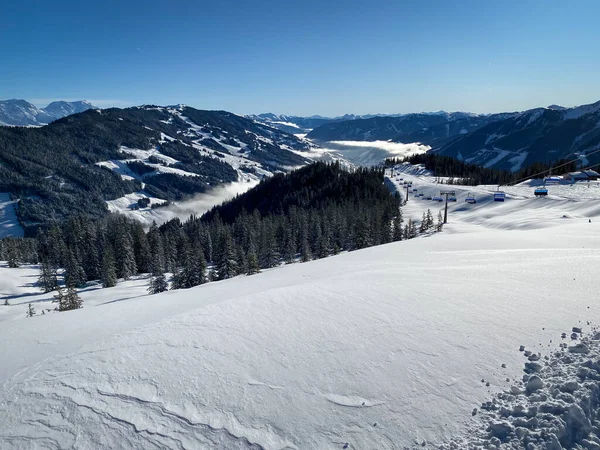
[2,177,600,448]
[0,193,24,239]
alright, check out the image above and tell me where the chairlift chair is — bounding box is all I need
[493,192,506,202]
[465,193,476,204]
[534,187,548,197]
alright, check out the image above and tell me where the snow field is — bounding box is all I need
[2,216,600,448]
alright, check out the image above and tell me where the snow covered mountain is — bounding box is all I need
[306,111,518,144]
[433,100,600,172]
[248,112,405,134]
[2,166,600,448]
[43,100,96,119]
[0,104,327,233]
[0,99,97,126]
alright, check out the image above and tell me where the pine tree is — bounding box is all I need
[53,287,66,311]
[301,235,312,262]
[62,286,82,311]
[419,212,428,233]
[246,244,260,275]
[191,248,208,286]
[215,229,238,280]
[426,209,434,230]
[392,211,404,242]
[4,299,8,306]
[148,267,169,294]
[26,303,36,318]
[405,219,417,239]
[116,231,137,280]
[259,222,279,268]
[101,248,117,288]
[64,249,86,288]
[437,211,444,232]
[6,240,20,268]
[38,260,58,293]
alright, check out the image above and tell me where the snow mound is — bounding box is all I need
[441,329,600,449]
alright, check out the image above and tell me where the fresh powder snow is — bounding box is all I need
[1,166,600,448]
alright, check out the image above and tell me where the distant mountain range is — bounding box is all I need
[305,111,519,146]
[0,99,97,126]
[248,113,405,134]
[433,101,600,171]
[269,101,600,172]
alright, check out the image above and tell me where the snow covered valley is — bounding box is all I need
[2,168,600,449]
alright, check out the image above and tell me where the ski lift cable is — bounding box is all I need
[502,147,600,187]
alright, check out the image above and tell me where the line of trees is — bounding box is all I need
[1,162,444,300]
[386,154,579,186]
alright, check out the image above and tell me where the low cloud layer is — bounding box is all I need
[318,140,430,166]
[123,180,259,228]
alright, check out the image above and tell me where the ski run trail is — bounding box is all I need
[2,163,600,449]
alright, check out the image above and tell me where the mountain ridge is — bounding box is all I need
[0,99,97,126]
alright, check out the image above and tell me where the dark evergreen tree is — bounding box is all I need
[64,248,86,288]
[214,228,238,280]
[26,303,36,318]
[38,260,59,293]
[392,210,404,242]
[148,264,169,294]
[62,286,82,311]
[116,230,137,280]
[6,240,20,268]
[101,247,117,288]
[246,243,260,275]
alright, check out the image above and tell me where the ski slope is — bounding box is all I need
[0,193,24,239]
[388,163,600,230]
[2,168,600,448]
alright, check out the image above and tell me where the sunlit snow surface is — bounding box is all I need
[1,166,600,448]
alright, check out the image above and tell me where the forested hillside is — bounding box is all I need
[0,105,312,234]
[0,162,431,294]
[389,154,579,185]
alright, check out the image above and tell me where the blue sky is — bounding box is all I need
[2,0,600,116]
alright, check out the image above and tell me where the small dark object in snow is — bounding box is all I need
[486,382,490,387]
[519,345,525,352]
[502,363,507,368]
[561,333,567,339]
[571,333,579,340]
[373,423,377,427]
[481,378,485,383]
[472,408,477,416]
[506,378,510,382]
[343,444,348,449]
[572,327,582,333]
